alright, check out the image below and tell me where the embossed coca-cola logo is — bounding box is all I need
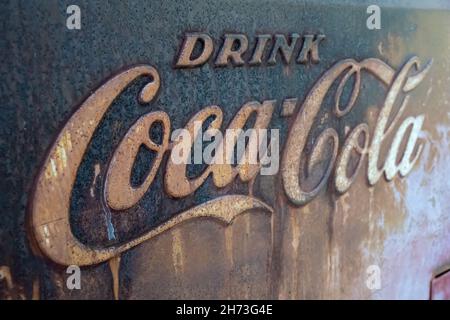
[29,32,432,267]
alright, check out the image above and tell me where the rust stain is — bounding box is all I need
[32,278,40,300]
[108,255,121,300]
[171,228,184,276]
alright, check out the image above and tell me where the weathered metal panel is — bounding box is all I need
[0,0,449,299]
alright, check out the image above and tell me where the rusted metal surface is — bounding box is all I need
[1,0,450,299]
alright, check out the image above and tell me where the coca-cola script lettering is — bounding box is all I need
[29,32,432,266]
